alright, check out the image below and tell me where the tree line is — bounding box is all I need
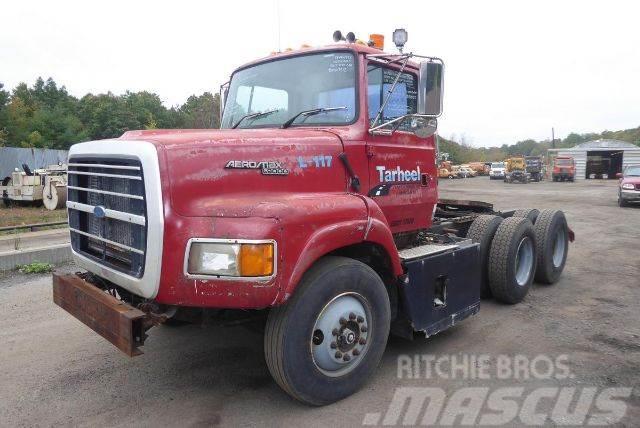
[440,126,640,164]
[0,77,220,149]
[1,77,638,162]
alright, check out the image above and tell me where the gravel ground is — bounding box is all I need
[1,178,638,427]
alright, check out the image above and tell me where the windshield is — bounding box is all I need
[221,51,357,129]
[491,162,505,168]
[624,166,640,176]
[556,158,573,166]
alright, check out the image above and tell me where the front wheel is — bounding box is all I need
[264,257,390,405]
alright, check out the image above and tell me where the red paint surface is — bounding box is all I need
[118,44,437,308]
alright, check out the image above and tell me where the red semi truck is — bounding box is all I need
[53,30,573,405]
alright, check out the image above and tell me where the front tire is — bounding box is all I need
[488,217,537,304]
[264,257,390,405]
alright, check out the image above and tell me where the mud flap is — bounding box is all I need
[400,242,481,336]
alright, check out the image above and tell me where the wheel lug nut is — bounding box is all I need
[352,349,360,356]
[361,325,368,333]
[359,338,366,345]
[335,351,342,359]
[343,354,351,362]
[330,341,337,349]
[357,315,364,323]
[332,328,339,336]
[339,317,347,325]
[349,312,356,320]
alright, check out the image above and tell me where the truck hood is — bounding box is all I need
[120,129,347,217]
[622,177,640,185]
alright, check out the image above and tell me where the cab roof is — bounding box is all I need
[234,43,421,74]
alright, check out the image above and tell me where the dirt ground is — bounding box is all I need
[1,178,638,426]
[0,204,67,228]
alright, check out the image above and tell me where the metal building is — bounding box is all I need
[548,139,640,180]
[0,147,68,179]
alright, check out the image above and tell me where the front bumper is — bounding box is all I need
[620,190,640,201]
[53,272,149,356]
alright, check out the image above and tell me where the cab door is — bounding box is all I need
[365,62,438,234]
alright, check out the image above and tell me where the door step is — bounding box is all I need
[399,239,471,261]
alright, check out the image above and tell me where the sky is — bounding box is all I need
[1,0,639,147]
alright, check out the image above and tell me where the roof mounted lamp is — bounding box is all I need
[333,30,345,42]
[392,28,408,52]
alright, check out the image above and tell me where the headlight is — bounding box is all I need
[622,183,635,190]
[186,240,274,277]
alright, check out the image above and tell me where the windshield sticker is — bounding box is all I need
[225,160,289,176]
[328,54,354,73]
[297,155,333,168]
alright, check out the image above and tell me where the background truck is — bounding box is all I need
[52,30,573,406]
[552,156,576,181]
[504,156,530,183]
[525,155,543,182]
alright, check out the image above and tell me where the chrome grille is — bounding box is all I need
[67,158,147,277]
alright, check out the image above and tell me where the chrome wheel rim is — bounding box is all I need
[515,236,534,286]
[310,292,371,377]
[552,228,566,268]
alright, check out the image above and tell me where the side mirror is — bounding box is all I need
[616,172,623,179]
[418,61,444,117]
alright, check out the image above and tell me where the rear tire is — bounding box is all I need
[264,256,390,405]
[534,210,569,284]
[512,208,540,224]
[488,217,537,304]
[466,215,503,298]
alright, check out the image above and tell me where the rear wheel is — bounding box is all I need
[264,257,390,405]
[512,208,540,224]
[466,215,503,298]
[488,217,537,304]
[534,210,569,284]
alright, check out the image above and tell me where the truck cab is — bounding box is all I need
[553,156,576,181]
[53,31,572,406]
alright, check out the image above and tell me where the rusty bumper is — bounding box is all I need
[52,272,147,356]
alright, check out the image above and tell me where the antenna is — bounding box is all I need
[276,0,281,52]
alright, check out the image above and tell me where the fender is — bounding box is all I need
[359,195,404,277]
[275,194,405,306]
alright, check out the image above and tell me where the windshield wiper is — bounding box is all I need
[280,107,347,129]
[232,109,279,129]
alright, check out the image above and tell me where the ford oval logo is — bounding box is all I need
[93,205,107,218]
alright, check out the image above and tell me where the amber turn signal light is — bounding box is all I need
[239,243,274,277]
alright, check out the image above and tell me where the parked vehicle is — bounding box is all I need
[525,156,543,182]
[617,165,640,207]
[459,165,477,177]
[1,163,67,209]
[467,162,489,176]
[552,156,576,182]
[52,30,573,405]
[489,161,506,180]
[504,156,530,183]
